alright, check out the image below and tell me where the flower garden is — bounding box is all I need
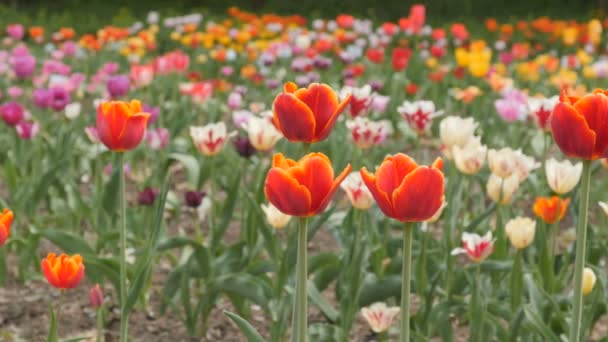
[1,3,608,341]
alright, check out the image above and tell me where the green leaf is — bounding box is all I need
[523,305,561,342]
[102,163,120,216]
[359,275,401,307]
[307,281,339,322]
[46,304,57,342]
[213,170,242,246]
[63,338,93,342]
[212,273,271,310]
[223,310,265,342]
[37,229,95,255]
[308,323,345,341]
[169,153,200,188]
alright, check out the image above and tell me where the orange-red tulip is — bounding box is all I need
[0,209,13,247]
[551,89,608,160]
[41,253,85,289]
[272,82,351,143]
[360,154,444,222]
[96,100,150,152]
[265,153,351,216]
[533,196,570,224]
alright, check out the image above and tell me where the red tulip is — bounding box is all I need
[551,89,608,160]
[272,82,351,143]
[0,209,13,247]
[360,154,444,222]
[265,153,351,216]
[96,100,150,152]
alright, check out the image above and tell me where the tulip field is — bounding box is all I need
[3,2,608,341]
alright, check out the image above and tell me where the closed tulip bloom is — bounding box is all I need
[361,302,400,333]
[512,149,540,181]
[582,268,596,295]
[265,153,351,217]
[398,100,443,134]
[599,201,608,216]
[360,154,444,222]
[545,158,582,195]
[261,203,292,229]
[487,148,519,179]
[340,85,374,117]
[487,173,520,204]
[89,284,104,308]
[533,196,570,224]
[272,82,351,143]
[452,136,487,175]
[242,112,283,151]
[505,217,536,249]
[96,100,150,152]
[551,89,608,160]
[0,209,14,247]
[190,122,235,156]
[340,172,375,210]
[451,231,494,263]
[439,116,478,159]
[41,253,85,289]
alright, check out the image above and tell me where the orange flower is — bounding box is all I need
[551,89,608,160]
[96,100,150,152]
[0,209,14,247]
[28,26,44,40]
[533,196,570,224]
[264,153,351,217]
[272,82,351,143]
[360,154,444,222]
[41,253,85,289]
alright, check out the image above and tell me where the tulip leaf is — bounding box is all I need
[169,153,200,188]
[213,170,242,246]
[37,228,95,255]
[308,323,345,341]
[523,305,561,342]
[223,310,265,342]
[307,280,339,322]
[46,304,57,342]
[212,273,271,310]
[359,275,401,307]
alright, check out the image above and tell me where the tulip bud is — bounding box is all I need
[233,135,256,158]
[261,203,291,229]
[545,158,582,195]
[89,284,104,308]
[488,148,518,179]
[184,191,206,208]
[137,187,158,206]
[582,267,596,295]
[486,173,519,204]
[505,217,536,249]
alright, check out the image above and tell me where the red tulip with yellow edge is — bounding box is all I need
[272,82,351,143]
[0,209,13,247]
[551,89,608,160]
[533,196,570,224]
[360,153,445,222]
[41,253,85,290]
[264,152,351,217]
[96,100,150,152]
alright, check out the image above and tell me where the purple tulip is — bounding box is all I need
[233,135,256,158]
[0,101,24,126]
[184,191,206,208]
[146,128,170,150]
[106,75,130,98]
[15,121,39,139]
[227,92,242,110]
[495,88,528,122]
[11,54,35,78]
[142,104,160,125]
[138,187,159,206]
[33,88,52,108]
[50,86,70,111]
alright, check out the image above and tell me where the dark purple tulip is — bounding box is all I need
[106,74,130,98]
[0,102,24,126]
[33,88,52,109]
[138,187,159,206]
[184,191,206,208]
[369,80,384,92]
[12,54,36,78]
[233,136,256,159]
[50,87,70,111]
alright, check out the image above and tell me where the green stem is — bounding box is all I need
[569,160,592,342]
[208,156,216,247]
[118,153,129,342]
[400,222,414,342]
[471,265,482,342]
[291,218,308,342]
[511,250,523,311]
[55,290,64,341]
[96,306,105,342]
[546,222,558,293]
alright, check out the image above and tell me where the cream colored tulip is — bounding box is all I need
[505,217,536,249]
[487,173,520,204]
[439,116,478,159]
[261,203,291,229]
[452,136,487,175]
[487,148,518,179]
[545,158,582,195]
[582,267,596,296]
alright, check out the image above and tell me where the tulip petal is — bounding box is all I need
[360,167,395,218]
[117,112,150,151]
[314,163,352,214]
[392,166,444,222]
[288,154,334,212]
[551,102,596,159]
[573,94,608,158]
[265,168,312,216]
[273,93,316,142]
[294,83,342,140]
[376,154,418,195]
[317,94,352,141]
[272,153,297,169]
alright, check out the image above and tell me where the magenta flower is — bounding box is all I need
[50,86,70,111]
[142,104,159,126]
[146,128,170,150]
[15,121,39,139]
[0,101,24,126]
[106,75,130,98]
[7,86,22,98]
[11,54,35,78]
[6,24,24,40]
[33,88,52,109]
